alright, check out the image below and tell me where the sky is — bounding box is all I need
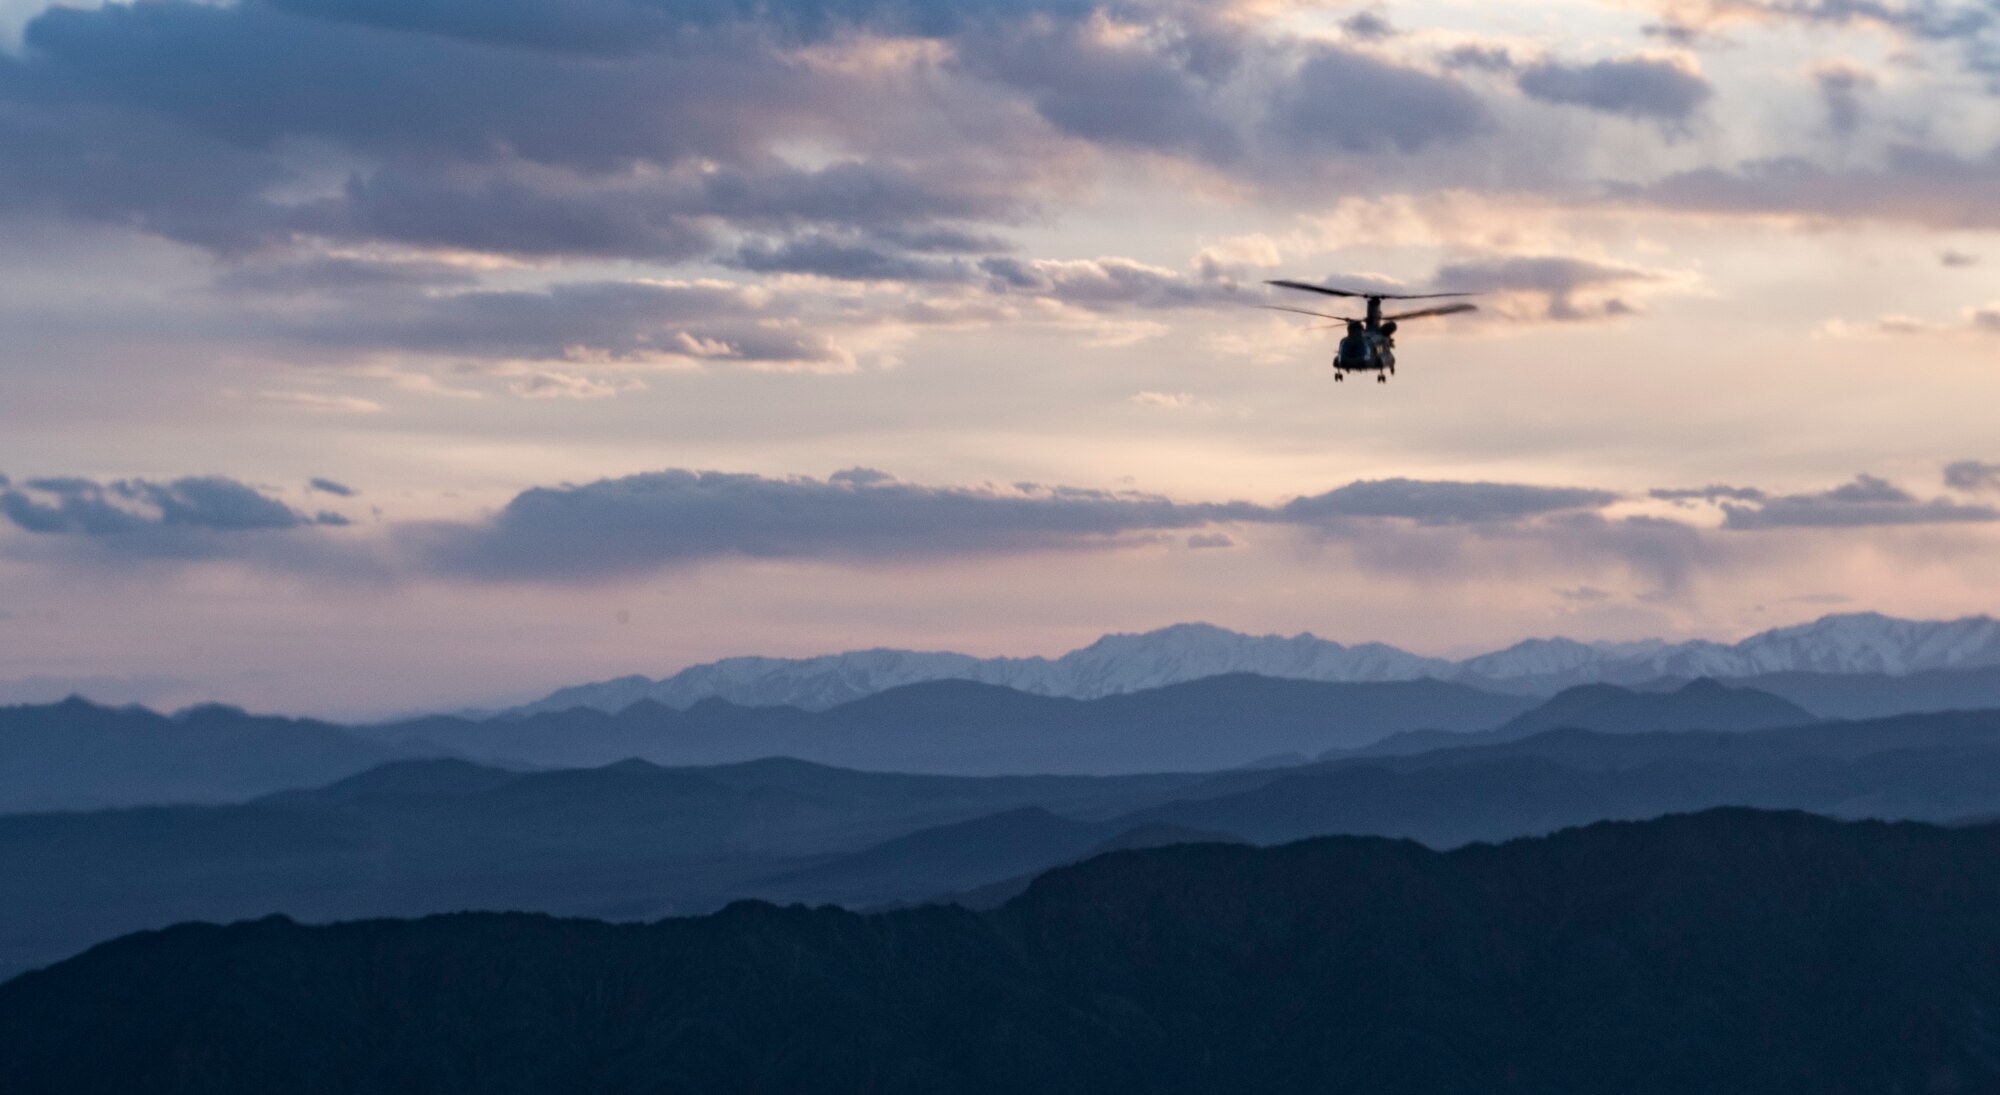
[3,0,2000,717]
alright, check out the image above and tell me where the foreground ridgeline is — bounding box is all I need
[4,810,1999,1094]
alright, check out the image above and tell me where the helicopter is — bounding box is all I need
[1262,279,1478,383]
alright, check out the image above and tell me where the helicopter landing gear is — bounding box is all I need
[1377,374,1387,383]
[1334,372,1345,382]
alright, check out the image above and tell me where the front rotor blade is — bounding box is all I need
[1260,304,1357,322]
[1374,291,1481,300]
[1265,279,1366,298]
[1384,302,1478,321]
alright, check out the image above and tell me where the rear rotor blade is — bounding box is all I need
[1384,302,1478,321]
[1260,304,1358,322]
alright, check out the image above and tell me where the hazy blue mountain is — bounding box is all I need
[746,806,1133,907]
[1350,678,1815,756]
[362,674,1539,775]
[18,708,2000,982]
[0,756,1217,982]
[1489,677,1814,737]
[8,811,2000,1094]
[1714,664,2000,720]
[512,612,2000,713]
[0,698,442,812]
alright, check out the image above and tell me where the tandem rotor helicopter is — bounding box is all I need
[1261,279,1479,383]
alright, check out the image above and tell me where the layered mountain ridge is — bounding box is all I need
[516,611,2000,714]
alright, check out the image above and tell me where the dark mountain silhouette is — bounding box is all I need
[7,811,2000,1094]
[357,674,1539,775]
[0,697,439,812]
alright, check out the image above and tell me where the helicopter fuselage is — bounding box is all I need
[1334,321,1396,381]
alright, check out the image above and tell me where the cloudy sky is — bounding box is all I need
[3,0,2000,715]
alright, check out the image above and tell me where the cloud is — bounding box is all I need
[409,468,1268,580]
[0,0,1062,265]
[0,475,346,541]
[979,256,1243,311]
[730,236,978,283]
[397,468,1634,581]
[257,391,385,413]
[1515,54,1713,126]
[1652,484,1769,503]
[1266,43,1489,155]
[273,279,850,367]
[508,372,642,400]
[1281,479,1619,527]
[1186,531,1237,549]
[1429,255,1669,321]
[1130,390,1195,409]
[1941,249,1981,267]
[1630,146,2000,229]
[951,14,1244,163]
[1812,63,1876,136]
[1340,11,1398,41]
[1717,474,2000,529]
[1945,461,2000,493]
[307,478,357,497]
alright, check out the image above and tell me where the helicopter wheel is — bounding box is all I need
[1377,374,1387,383]
[1334,373,1344,382]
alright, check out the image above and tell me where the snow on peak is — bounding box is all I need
[506,612,2000,714]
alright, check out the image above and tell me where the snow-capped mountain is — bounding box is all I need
[506,613,2000,715]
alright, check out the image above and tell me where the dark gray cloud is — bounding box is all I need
[731,237,977,283]
[1281,479,1619,527]
[1340,11,1399,41]
[411,468,1268,579]
[1652,484,1770,503]
[261,0,1100,56]
[308,478,357,497]
[1663,0,1992,41]
[1515,55,1713,125]
[408,468,1637,580]
[1630,145,2000,228]
[1718,474,2000,528]
[1945,461,2000,492]
[1813,64,1875,135]
[213,256,479,296]
[1439,44,1518,72]
[1267,44,1489,155]
[0,0,1054,263]
[979,256,1243,310]
[0,475,344,539]
[951,16,1244,163]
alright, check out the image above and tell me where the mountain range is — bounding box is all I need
[512,612,2000,714]
[15,703,2000,982]
[14,662,2000,814]
[9,810,2000,1094]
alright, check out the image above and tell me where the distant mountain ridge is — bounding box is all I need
[514,612,2000,714]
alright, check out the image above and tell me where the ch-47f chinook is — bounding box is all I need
[1262,279,1478,383]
